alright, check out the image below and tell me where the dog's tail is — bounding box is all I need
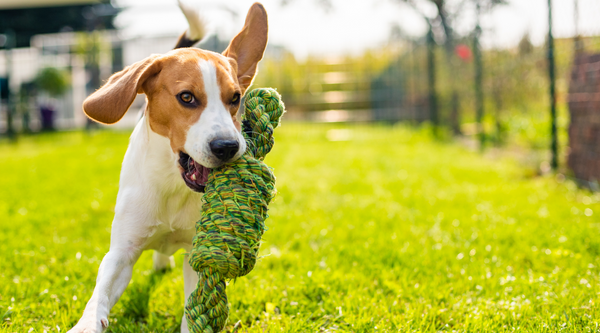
[174,0,206,49]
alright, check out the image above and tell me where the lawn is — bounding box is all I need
[1,124,600,332]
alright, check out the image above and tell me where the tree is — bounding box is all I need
[394,0,506,135]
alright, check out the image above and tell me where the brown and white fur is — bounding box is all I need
[68,2,268,332]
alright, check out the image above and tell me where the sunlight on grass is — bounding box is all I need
[1,124,599,332]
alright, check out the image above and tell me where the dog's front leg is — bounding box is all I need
[68,243,142,333]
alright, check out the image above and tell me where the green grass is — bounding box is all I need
[1,124,600,332]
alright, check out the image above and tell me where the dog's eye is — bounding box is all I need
[231,93,240,105]
[178,92,195,105]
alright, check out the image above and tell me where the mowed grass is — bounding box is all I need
[1,123,600,332]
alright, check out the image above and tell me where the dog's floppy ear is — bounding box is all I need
[223,2,268,92]
[83,55,162,124]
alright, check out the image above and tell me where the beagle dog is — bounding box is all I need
[68,2,268,332]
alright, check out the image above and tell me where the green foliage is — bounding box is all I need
[74,31,108,66]
[255,36,600,154]
[1,125,600,332]
[35,67,70,97]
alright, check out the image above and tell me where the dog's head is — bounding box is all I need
[82,3,268,192]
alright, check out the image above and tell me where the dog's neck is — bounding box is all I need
[122,115,188,194]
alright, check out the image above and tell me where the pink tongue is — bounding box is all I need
[199,165,210,184]
[190,160,210,185]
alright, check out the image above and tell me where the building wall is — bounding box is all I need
[568,53,600,185]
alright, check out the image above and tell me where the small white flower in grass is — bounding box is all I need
[28,328,33,333]
[580,278,592,288]
[457,253,464,260]
[319,260,327,269]
[559,236,567,243]
[545,249,552,255]
[73,296,77,301]
[307,271,312,277]
[476,285,483,290]
[485,245,492,252]
[470,249,476,256]
[76,252,81,260]
[414,283,419,289]
[537,206,549,218]
[64,276,69,281]
[585,208,593,216]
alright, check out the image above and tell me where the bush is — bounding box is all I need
[35,67,70,97]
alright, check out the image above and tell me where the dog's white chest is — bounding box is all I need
[147,188,202,254]
[114,118,204,254]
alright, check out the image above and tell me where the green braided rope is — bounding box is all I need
[185,88,285,333]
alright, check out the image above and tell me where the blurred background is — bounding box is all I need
[0,0,599,183]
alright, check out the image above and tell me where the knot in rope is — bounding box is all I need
[185,88,285,333]
[242,88,285,160]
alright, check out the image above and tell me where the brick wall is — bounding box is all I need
[568,53,600,183]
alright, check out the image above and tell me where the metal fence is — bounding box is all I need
[252,0,600,149]
[1,0,600,169]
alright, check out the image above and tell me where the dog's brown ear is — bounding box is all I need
[223,2,268,92]
[83,55,162,124]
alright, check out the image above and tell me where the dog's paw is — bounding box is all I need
[67,317,109,333]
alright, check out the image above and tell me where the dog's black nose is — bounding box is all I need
[209,139,239,162]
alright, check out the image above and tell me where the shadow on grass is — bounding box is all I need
[107,268,182,333]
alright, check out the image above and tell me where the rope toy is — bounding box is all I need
[185,88,285,333]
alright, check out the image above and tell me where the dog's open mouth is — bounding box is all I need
[178,151,210,193]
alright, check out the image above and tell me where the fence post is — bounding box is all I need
[426,22,438,136]
[474,2,484,149]
[4,30,16,141]
[547,0,558,170]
